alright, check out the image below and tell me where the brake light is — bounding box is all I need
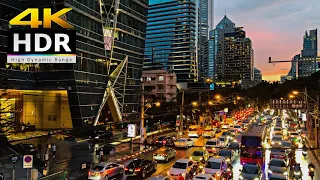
[163,140,166,144]
[135,168,141,171]
[156,140,159,142]
[125,168,128,171]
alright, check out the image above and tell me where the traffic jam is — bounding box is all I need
[88,108,317,180]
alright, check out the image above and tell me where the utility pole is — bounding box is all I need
[140,83,146,143]
[179,89,185,136]
[305,87,314,140]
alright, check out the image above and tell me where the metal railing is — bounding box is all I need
[38,171,67,180]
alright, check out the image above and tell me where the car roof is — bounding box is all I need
[208,156,225,162]
[176,158,190,163]
[95,162,115,166]
[270,158,285,162]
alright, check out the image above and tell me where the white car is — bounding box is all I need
[218,136,229,147]
[203,156,228,176]
[268,159,289,177]
[167,159,197,179]
[88,162,124,180]
[205,139,220,154]
[174,138,194,148]
[193,174,214,180]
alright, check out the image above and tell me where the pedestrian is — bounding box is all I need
[99,148,104,162]
[52,143,57,158]
[0,172,4,180]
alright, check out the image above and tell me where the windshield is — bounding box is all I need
[272,137,282,141]
[177,139,186,142]
[173,162,187,169]
[274,127,281,131]
[290,133,299,136]
[205,161,221,169]
[189,128,198,131]
[241,136,261,147]
[128,160,142,167]
[193,151,204,156]
[281,142,291,147]
[270,160,286,167]
[219,150,231,157]
[219,137,226,141]
[194,176,206,179]
[92,165,105,171]
[235,125,241,128]
[243,165,259,174]
[206,141,217,145]
[222,132,229,136]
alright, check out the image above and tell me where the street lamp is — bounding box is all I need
[289,95,295,99]
[292,91,299,95]
[236,96,241,100]
[208,101,214,106]
[140,101,161,143]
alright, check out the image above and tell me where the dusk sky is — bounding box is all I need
[214,0,320,81]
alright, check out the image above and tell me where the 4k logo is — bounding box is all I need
[10,8,73,28]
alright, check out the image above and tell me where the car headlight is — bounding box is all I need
[278,142,281,145]
[283,172,288,175]
[226,158,230,162]
[200,157,203,160]
[294,172,301,175]
[268,170,272,174]
[167,171,170,175]
[239,175,244,179]
[95,136,99,139]
[199,165,204,169]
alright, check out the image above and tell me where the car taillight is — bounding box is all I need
[125,168,128,171]
[135,168,141,171]
[163,140,166,144]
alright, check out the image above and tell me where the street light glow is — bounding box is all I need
[289,95,295,99]
[155,102,161,107]
[208,101,213,105]
[293,91,299,95]
[236,96,241,100]
[192,101,198,106]
[215,95,221,100]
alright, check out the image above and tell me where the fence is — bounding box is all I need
[38,171,67,180]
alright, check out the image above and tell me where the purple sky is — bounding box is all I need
[214,0,320,81]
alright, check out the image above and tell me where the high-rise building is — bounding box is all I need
[144,0,197,82]
[208,30,215,79]
[298,29,318,77]
[287,54,299,79]
[213,16,254,82]
[0,0,148,128]
[208,0,214,32]
[198,0,209,79]
[254,68,262,82]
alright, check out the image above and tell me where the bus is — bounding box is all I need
[240,125,267,166]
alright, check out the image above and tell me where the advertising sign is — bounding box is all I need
[127,124,136,138]
[23,155,33,168]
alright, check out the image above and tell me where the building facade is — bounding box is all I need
[0,0,148,129]
[254,68,262,82]
[142,70,177,102]
[207,30,215,79]
[144,0,197,83]
[298,29,318,77]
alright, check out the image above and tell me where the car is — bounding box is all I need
[269,173,288,180]
[288,132,301,146]
[280,140,294,153]
[221,123,229,130]
[229,129,237,136]
[148,175,172,180]
[218,136,229,147]
[188,125,202,137]
[218,149,235,163]
[228,142,240,153]
[273,131,284,138]
[174,138,194,148]
[271,135,282,145]
[203,156,228,176]
[239,163,262,180]
[167,158,197,179]
[203,126,216,138]
[190,149,210,162]
[205,139,220,154]
[270,146,288,160]
[235,134,242,143]
[273,127,282,134]
[234,125,242,132]
[268,158,289,177]
[154,136,175,146]
[13,143,39,157]
[192,174,214,180]
[125,159,157,178]
[88,162,124,180]
[153,147,176,162]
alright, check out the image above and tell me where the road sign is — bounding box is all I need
[23,155,33,168]
[127,124,136,138]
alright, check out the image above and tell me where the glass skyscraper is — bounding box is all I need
[144,0,197,82]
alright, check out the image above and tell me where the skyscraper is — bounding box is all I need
[298,29,318,77]
[287,54,299,79]
[144,0,197,82]
[213,16,254,82]
[198,0,209,79]
[208,30,215,79]
[0,0,148,128]
[254,68,262,82]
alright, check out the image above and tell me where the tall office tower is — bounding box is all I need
[0,0,148,128]
[198,0,209,79]
[254,68,262,82]
[208,0,214,31]
[298,29,318,77]
[213,16,253,82]
[208,30,215,79]
[286,54,299,79]
[144,0,197,82]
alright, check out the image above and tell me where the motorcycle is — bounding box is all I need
[302,150,307,159]
[309,168,315,179]
[291,165,302,180]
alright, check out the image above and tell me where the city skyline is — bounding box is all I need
[215,0,320,81]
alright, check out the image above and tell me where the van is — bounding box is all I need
[188,125,202,137]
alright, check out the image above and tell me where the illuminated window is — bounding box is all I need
[158,76,164,81]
